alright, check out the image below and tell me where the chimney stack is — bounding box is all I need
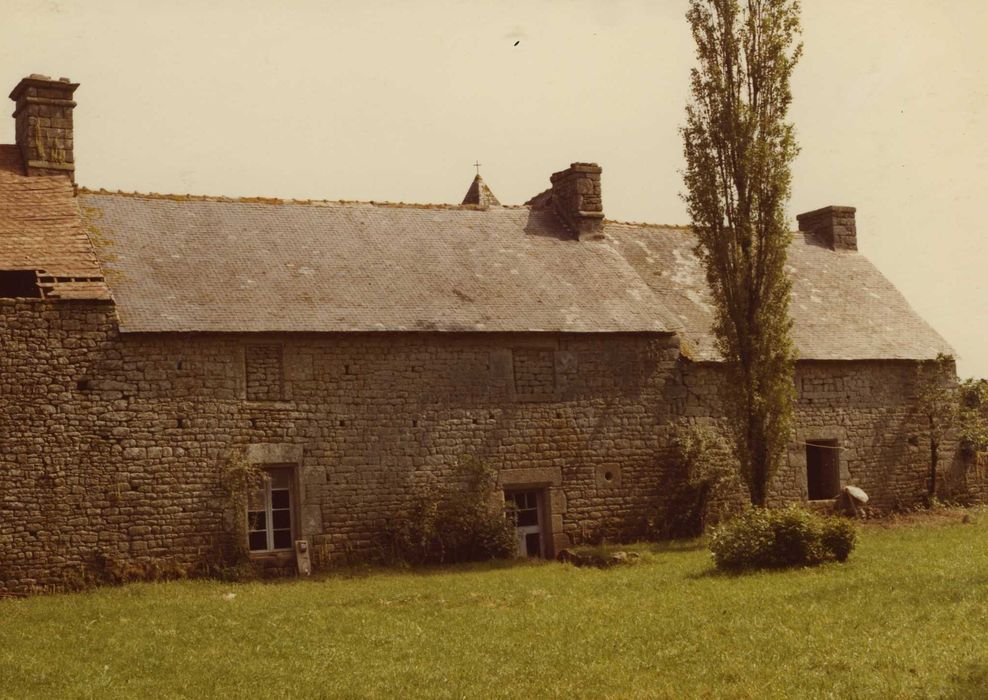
[796,206,857,251]
[526,162,605,241]
[9,74,78,181]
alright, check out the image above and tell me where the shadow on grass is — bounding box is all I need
[637,538,709,554]
[943,663,988,699]
[300,556,544,584]
[253,538,711,586]
[685,559,855,580]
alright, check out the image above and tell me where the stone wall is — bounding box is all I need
[0,299,962,594]
[680,360,954,509]
[0,300,687,593]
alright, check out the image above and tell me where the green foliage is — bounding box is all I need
[912,355,988,499]
[958,378,988,456]
[217,450,268,570]
[669,420,741,533]
[710,505,856,570]
[681,0,802,506]
[820,517,856,562]
[386,456,516,565]
[915,354,957,498]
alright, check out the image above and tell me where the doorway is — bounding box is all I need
[506,489,544,557]
[806,440,840,500]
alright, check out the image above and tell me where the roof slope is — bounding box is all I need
[607,223,953,361]
[79,193,678,334]
[74,188,952,361]
[0,146,109,299]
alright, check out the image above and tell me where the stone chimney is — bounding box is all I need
[527,162,604,241]
[796,206,857,251]
[9,74,78,181]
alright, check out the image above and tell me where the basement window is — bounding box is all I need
[806,440,840,500]
[245,345,284,401]
[247,467,295,552]
[0,270,41,298]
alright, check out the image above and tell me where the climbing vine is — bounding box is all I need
[218,449,268,568]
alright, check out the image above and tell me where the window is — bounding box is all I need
[245,345,284,401]
[506,489,544,557]
[247,468,295,552]
[0,270,41,298]
[806,440,840,500]
[512,348,555,399]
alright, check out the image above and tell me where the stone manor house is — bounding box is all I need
[0,75,962,593]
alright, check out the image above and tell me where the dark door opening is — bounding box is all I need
[0,270,41,298]
[806,440,840,500]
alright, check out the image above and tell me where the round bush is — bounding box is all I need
[710,505,856,571]
[820,518,856,562]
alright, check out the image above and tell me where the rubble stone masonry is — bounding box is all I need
[0,300,963,594]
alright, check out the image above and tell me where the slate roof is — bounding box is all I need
[79,192,679,334]
[0,144,950,362]
[607,224,955,361]
[0,146,109,299]
[75,189,953,361]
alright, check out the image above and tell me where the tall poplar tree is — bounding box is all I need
[681,0,802,506]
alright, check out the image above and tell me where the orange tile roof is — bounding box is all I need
[0,145,110,300]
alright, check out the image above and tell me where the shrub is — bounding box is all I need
[820,517,856,562]
[386,456,516,565]
[710,505,856,571]
[661,420,742,537]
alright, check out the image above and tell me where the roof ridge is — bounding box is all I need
[77,187,528,211]
[604,219,692,230]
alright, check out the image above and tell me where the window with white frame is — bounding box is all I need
[247,467,294,552]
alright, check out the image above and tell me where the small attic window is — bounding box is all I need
[0,270,41,298]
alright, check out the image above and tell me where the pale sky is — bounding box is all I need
[3,0,986,377]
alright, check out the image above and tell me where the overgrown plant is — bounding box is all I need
[387,455,516,565]
[681,0,802,506]
[670,420,739,533]
[958,378,988,457]
[218,449,268,570]
[916,361,988,500]
[914,354,966,499]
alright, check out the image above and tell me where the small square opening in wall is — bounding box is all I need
[806,440,840,500]
[595,463,622,488]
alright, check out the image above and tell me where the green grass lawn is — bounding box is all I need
[2,511,987,699]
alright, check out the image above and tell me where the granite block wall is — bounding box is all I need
[0,299,966,594]
[679,360,957,509]
[1,300,686,593]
